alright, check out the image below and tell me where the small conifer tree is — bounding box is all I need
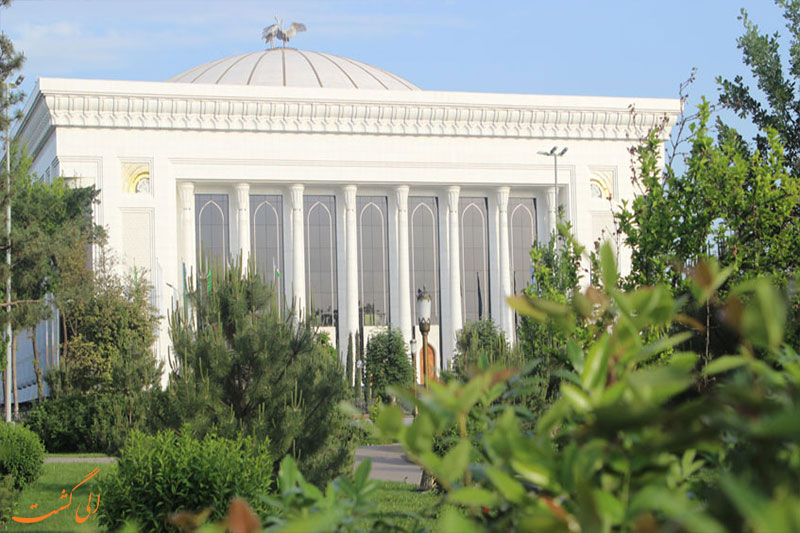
[168,260,354,486]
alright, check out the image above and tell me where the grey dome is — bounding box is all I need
[168,48,420,91]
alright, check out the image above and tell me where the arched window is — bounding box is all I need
[509,198,536,295]
[409,197,440,324]
[196,194,229,269]
[305,195,337,327]
[250,194,283,305]
[357,196,389,326]
[460,197,489,322]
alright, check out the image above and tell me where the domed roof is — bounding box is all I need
[167,48,420,91]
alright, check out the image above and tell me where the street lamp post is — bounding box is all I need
[415,286,436,490]
[415,287,431,387]
[4,74,22,424]
[537,146,568,239]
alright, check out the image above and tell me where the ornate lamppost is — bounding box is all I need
[416,286,436,490]
[415,287,431,386]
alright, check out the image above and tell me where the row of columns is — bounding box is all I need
[178,181,554,364]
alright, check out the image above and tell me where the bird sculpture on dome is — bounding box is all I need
[263,17,307,48]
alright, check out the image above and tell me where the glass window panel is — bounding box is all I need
[509,198,537,295]
[409,197,440,324]
[304,195,338,327]
[460,197,489,322]
[357,196,389,326]
[250,194,284,306]
[196,194,229,269]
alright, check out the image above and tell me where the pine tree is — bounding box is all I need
[168,261,355,486]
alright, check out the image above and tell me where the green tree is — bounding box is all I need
[718,0,800,175]
[47,248,160,398]
[454,319,518,377]
[616,100,800,352]
[0,0,24,417]
[168,261,355,486]
[514,224,585,415]
[363,328,412,404]
[5,146,103,401]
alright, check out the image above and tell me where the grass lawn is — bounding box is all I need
[8,462,106,533]
[8,467,445,532]
[369,481,446,530]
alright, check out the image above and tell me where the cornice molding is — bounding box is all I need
[18,93,53,160]
[22,85,679,157]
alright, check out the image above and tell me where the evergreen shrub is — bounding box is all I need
[0,423,44,490]
[364,328,413,404]
[24,391,167,454]
[168,262,355,487]
[98,429,272,533]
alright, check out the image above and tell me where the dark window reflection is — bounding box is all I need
[250,194,284,306]
[409,197,440,324]
[460,197,489,321]
[304,195,338,327]
[509,198,537,296]
[357,196,389,326]
[196,194,229,269]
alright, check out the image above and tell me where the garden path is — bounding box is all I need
[355,444,422,484]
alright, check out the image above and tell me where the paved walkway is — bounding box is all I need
[44,456,116,463]
[355,444,421,484]
[45,446,422,485]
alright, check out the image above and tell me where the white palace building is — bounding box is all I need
[13,45,680,390]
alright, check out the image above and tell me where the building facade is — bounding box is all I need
[15,48,680,384]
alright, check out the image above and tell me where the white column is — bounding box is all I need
[497,187,514,343]
[290,185,306,317]
[395,185,412,344]
[447,186,462,361]
[344,185,359,343]
[235,183,250,267]
[547,186,557,241]
[178,182,196,282]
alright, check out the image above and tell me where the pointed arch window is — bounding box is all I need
[305,195,338,327]
[409,197,440,325]
[509,198,537,296]
[460,197,489,322]
[250,194,284,304]
[357,196,389,326]
[196,194,229,269]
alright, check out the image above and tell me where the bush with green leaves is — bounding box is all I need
[364,328,413,404]
[168,261,354,486]
[24,389,169,454]
[359,244,800,532]
[98,429,272,532]
[454,319,520,377]
[0,474,17,528]
[0,423,44,491]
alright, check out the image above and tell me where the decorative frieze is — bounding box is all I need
[20,81,680,158]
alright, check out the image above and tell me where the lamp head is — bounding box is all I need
[559,147,568,156]
[549,146,557,155]
[14,75,23,86]
[416,287,432,324]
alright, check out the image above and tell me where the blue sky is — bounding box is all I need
[0,0,790,122]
